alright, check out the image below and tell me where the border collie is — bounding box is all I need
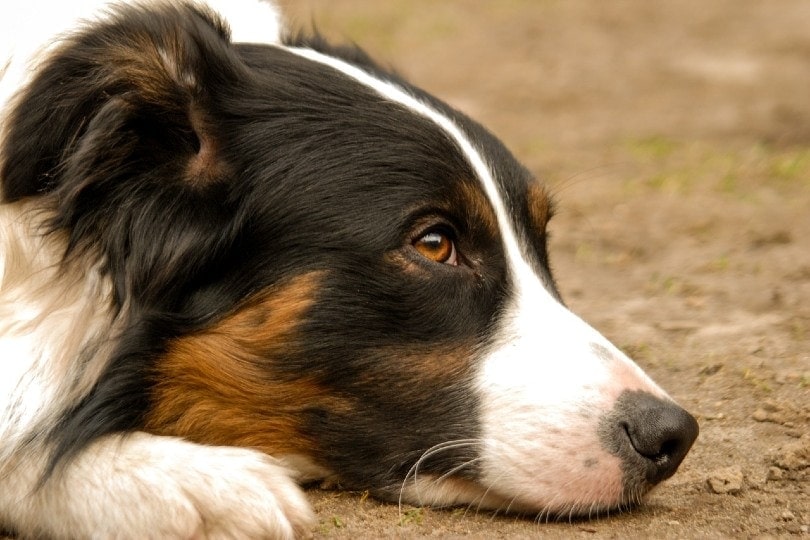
[0,1,698,537]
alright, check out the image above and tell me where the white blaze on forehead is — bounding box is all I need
[279,42,672,511]
[281,45,518,242]
[279,42,665,396]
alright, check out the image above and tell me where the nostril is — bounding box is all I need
[613,391,699,484]
[656,437,681,462]
[626,424,685,461]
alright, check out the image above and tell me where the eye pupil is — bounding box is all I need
[414,231,457,265]
[422,232,444,250]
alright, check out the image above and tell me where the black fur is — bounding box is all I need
[2,3,552,490]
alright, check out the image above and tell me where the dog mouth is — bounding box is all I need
[390,470,650,520]
[378,392,698,519]
[372,398,697,520]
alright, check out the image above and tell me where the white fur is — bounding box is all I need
[0,433,313,539]
[0,202,116,465]
[0,205,312,539]
[0,2,313,538]
[475,260,669,512]
[280,29,672,514]
[1,0,679,535]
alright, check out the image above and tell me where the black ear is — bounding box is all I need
[1,4,248,309]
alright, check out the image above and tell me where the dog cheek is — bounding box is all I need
[293,345,484,490]
[476,388,627,511]
[144,271,347,459]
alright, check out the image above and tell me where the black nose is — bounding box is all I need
[610,391,699,484]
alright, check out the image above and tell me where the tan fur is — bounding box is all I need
[145,272,352,457]
[526,181,553,233]
[453,179,499,237]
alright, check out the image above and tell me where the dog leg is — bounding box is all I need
[0,433,314,539]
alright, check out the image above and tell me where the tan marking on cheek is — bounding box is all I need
[145,271,350,455]
[383,249,422,275]
[526,182,553,232]
[411,346,477,382]
[364,344,479,396]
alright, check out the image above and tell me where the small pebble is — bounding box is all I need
[762,400,782,413]
[752,409,769,422]
[769,437,810,471]
[766,466,784,481]
[699,363,723,375]
[707,465,744,494]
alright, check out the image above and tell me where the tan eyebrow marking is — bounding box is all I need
[526,182,553,233]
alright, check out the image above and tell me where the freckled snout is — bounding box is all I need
[604,390,699,485]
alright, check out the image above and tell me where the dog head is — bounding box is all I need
[0,2,697,516]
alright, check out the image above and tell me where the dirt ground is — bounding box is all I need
[277,1,809,538]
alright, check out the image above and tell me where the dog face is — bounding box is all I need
[0,2,697,518]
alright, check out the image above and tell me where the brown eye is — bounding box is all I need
[413,231,458,265]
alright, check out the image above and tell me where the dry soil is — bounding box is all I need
[278,1,810,538]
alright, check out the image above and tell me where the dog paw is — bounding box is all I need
[25,434,315,539]
[172,444,316,539]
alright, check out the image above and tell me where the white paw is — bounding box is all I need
[167,443,316,539]
[16,434,315,539]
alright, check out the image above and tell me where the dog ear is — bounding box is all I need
[1,4,248,309]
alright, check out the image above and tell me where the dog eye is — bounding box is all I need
[413,231,458,266]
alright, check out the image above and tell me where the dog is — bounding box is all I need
[0,1,699,537]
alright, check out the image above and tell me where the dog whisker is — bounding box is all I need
[397,439,479,516]
[0,0,698,535]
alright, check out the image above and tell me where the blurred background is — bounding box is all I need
[278,2,809,538]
